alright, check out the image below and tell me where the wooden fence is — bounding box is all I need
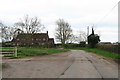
[97,44,119,54]
[0,47,17,57]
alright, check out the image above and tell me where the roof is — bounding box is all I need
[48,38,54,43]
[99,42,112,44]
[49,38,54,40]
[14,33,49,39]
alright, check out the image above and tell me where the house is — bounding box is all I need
[12,31,54,46]
[99,42,112,45]
[113,42,119,45]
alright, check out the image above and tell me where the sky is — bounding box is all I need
[0,0,119,43]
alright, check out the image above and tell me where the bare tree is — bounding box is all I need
[0,22,14,42]
[13,28,24,38]
[55,19,72,45]
[14,15,45,34]
[67,34,77,43]
[76,31,87,43]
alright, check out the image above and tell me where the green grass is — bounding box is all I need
[0,47,15,49]
[66,47,120,59]
[0,47,16,52]
[2,47,119,59]
[3,47,69,58]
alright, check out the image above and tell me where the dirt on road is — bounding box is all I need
[2,50,118,78]
[2,51,73,78]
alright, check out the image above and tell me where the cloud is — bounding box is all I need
[0,0,119,42]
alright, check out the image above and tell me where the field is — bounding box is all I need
[1,47,69,58]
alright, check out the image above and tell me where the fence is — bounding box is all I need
[0,47,17,57]
[97,44,120,54]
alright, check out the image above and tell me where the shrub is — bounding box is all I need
[2,42,14,47]
[64,44,75,48]
[79,41,86,47]
[64,43,86,48]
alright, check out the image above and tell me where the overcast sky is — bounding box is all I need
[0,0,119,43]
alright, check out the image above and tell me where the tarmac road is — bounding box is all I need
[2,50,118,78]
[59,50,118,78]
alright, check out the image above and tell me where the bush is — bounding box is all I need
[2,42,14,47]
[64,44,79,48]
[54,44,62,48]
[17,43,55,48]
[64,43,86,48]
[79,41,86,47]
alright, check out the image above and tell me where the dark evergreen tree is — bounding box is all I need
[87,27,100,48]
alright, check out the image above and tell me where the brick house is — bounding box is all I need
[12,31,54,46]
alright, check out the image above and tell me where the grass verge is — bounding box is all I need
[66,47,120,59]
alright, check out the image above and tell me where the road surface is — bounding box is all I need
[2,50,118,78]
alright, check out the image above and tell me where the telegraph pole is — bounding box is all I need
[118,1,120,43]
[87,26,89,44]
[87,26,89,37]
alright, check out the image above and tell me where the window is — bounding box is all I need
[17,43,19,45]
[43,38,46,41]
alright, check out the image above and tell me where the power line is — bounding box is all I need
[95,2,118,26]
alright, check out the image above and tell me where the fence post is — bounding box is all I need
[15,47,17,57]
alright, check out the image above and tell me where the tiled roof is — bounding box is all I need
[15,33,49,39]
